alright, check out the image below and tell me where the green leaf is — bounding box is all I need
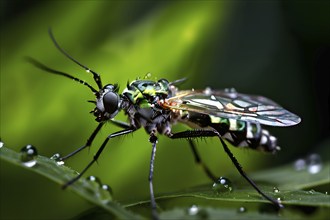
[251,161,330,191]
[0,146,143,220]
[1,145,329,220]
[125,160,329,219]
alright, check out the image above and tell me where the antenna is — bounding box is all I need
[48,28,103,89]
[26,57,98,93]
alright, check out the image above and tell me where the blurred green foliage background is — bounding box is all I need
[1,1,329,219]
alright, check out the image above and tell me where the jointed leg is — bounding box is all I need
[63,128,136,188]
[59,122,105,161]
[60,119,131,161]
[188,139,218,182]
[169,129,283,209]
[218,136,283,209]
[148,132,159,220]
[110,119,132,129]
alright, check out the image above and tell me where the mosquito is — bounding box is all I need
[27,29,301,219]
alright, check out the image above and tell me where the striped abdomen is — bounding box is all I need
[187,112,279,153]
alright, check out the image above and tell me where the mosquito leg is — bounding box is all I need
[188,139,218,182]
[218,136,283,209]
[148,132,159,220]
[60,119,131,161]
[110,119,131,129]
[169,129,283,209]
[62,128,136,189]
[59,123,104,161]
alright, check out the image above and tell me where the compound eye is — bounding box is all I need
[103,92,119,114]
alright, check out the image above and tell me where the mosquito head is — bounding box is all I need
[93,84,121,122]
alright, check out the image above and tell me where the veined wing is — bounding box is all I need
[163,88,301,127]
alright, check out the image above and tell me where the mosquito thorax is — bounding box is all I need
[94,84,120,122]
[123,79,173,107]
[120,78,176,134]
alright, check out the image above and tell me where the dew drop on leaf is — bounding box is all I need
[187,205,199,215]
[186,205,208,219]
[212,177,233,193]
[308,189,316,194]
[293,158,306,171]
[86,175,102,188]
[237,206,247,213]
[85,176,113,201]
[50,153,60,160]
[293,154,322,174]
[99,184,113,202]
[273,187,280,193]
[20,144,38,167]
[306,154,322,174]
[50,153,65,165]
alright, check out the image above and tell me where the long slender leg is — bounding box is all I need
[188,139,218,182]
[60,119,131,161]
[110,119,131,129]
[63,128,136,189]
[59,122,105,161]
[148,133,159,220]
[169,129,283,209]
[218,136,283,209]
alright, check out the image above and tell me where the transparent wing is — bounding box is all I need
[163,88,301,127]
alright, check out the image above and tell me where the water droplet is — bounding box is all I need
[186,205,208,218]
[273,187,280,193]
[308,189,316,194]
[85,176,113,202]
[277,197,282,202]
[85,175,104,196]
[293,158,306,171]
[86,175,102,187]
[224,88,237,93]
[144,72,152,79]
[99,184,113,202]
[325,192,328,195]
[204,87,212,95]
[212,177,233,193]
[187,205,199,215]
[50,153,60,160]
[306,154,322,174]
[20,145,38,167]
[294,154,323,174]
[101,184,113,194]
[238,206,247,213]
[0,141,4,149]
[50,153,64,165]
